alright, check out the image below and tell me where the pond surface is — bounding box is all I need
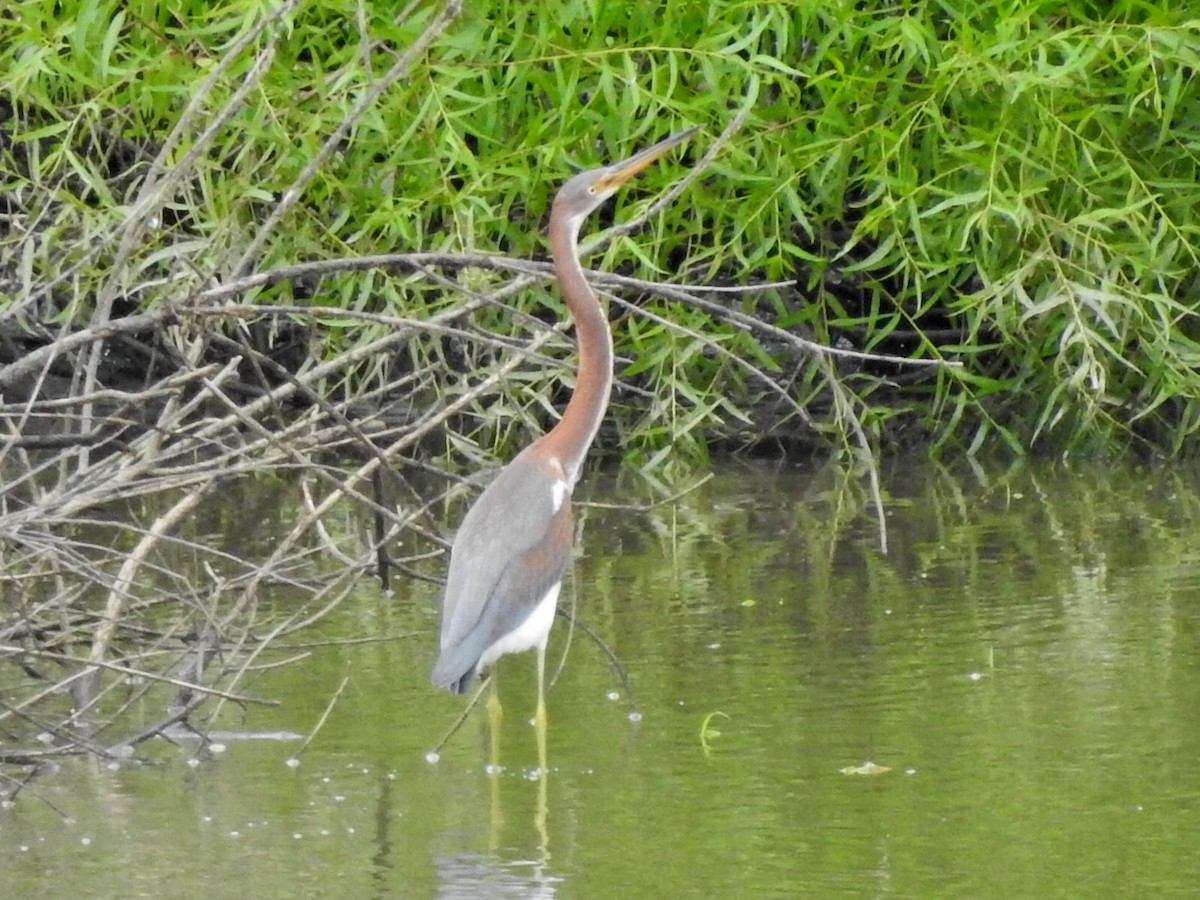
[3,458,1200,898]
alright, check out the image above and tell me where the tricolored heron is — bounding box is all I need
[430,128,695,759]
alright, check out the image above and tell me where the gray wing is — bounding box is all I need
[430,455,572,691]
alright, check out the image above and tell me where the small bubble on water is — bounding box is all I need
[606,690,620,701]
[285,757,301,769]
[424,751,440,764]
[334,795,345,802]
[209,743,227,754]
[967,672,983,682]
[484,763,503,776]
[293,832,303,840]
[187,759,200,769]
[229,831,240,838]
[628,711,643,723]
[80,837,91,847]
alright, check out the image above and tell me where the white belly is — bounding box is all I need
[477,582,562,672]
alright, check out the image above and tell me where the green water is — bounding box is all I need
[3,459,1199,897]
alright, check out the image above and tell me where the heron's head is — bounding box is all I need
[553,127,697,226]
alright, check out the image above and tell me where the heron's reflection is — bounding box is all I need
[434,756,556,899]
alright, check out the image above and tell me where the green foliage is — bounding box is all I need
[698,710,728,755]
[2,0,1199,461]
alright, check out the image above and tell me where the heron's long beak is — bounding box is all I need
[599,126,698,190]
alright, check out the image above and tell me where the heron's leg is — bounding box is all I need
[486,674,503,772]
[535,643,548,773]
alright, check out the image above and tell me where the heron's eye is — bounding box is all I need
[586,185,597,196]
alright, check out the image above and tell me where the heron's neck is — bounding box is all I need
[539,208,614,487]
